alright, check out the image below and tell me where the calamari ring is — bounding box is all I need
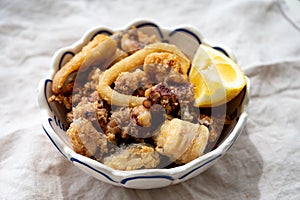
[52,35,117,94]
[96,42,190,107]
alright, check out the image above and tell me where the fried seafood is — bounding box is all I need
[48,77,75,109]
[103,143,160,171]
[144,83,180,117]
[131,105,152,127]
[71,91,109,131]
[120,28,158,53]
[105,106,156,144]
[67,118,111,161]
[144,52,187,83]
[143,82,198,122]
[52,35,117,94]
[96,43,190,107]
[114,69,150,95]
[49,29,238,170]
[154,118,209,164]
[48,89,73,110]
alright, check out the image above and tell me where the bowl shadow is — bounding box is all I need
[124,126,263,199]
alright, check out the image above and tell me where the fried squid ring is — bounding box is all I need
[96,42,190,107]
[52,34,117,94]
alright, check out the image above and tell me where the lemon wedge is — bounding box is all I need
[189,44,246,107]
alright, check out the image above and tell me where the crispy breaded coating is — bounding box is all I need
[154,118,209,164]
[48,93,72,110]
[66,119,111,161]
[144,83,180,117]
[144,53,177,84]
[131,105,151,127]
[175,124,209,164]
[114,69,150,95]
[105,106,154,144]
[103,144,160,170]
[49,80,74,110]
[96,43,190,107]
[52,35,117,94]
[144,52,189,82]
[121,29,158,53]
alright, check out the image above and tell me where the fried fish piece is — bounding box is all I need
[52,34,117,94]
[103,143,160,170]
[154,118,209,164]
[66,118,111,161]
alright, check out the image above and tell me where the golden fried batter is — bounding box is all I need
[103,144,160,170]
[66,118,110,161]
[144,52,181,71]
[96,43,190,107]
[176,124,209,164]
[121,29,158,53]
[52,34,117,94]
[154,118,209,164]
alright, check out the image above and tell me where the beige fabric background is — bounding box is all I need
[1,0,300,199]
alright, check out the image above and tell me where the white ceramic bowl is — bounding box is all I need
[37,20,250,189]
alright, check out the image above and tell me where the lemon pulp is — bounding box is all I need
[189,44,246,107]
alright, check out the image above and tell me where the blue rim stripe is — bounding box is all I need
[70,157,118,183]
[58,51,75,70]
[179,154,222,180]
[169,28,201,44]
[53,115,67,131]
[42,125,67,159]
[44,79,53,112]
[121,175,174,185]
[212,46,230,58]
[91,30,113,40]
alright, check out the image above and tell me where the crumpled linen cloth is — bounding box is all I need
[1,0,300,199]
